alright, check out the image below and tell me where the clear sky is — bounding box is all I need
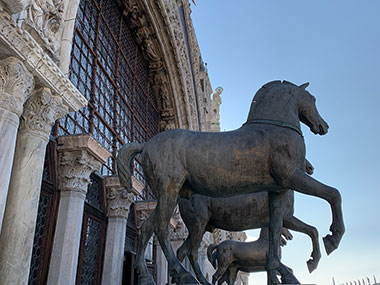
[190,1,380,284]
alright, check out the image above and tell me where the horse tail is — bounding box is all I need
[117,142,145,192]
[207,243,218,269]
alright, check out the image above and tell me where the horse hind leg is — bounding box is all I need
[134,208,157,285]
[283,169,345,255]
[154,179,199,284]
[283,215,321,273]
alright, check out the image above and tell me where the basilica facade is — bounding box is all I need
[0,0,248,284]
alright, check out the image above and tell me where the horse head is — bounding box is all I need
[295,82,329,135]
[247,80,329,136]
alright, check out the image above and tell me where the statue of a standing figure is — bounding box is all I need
[210,87,223,132]
[117,80,345,285]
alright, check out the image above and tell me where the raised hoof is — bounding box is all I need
[323,235,338,255]
[138,275,156,285]
[307,259,318,273]
[281,272,300,284]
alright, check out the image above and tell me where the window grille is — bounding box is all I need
[57,0,160,193]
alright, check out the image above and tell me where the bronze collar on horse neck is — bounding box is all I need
[243,119,304,137]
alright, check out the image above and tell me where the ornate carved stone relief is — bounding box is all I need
[58,149,101,199]
[160,0,199,130]
[122,0,178,130]
[105,176,134,219]
[0,10,87,112]
[0,57,34,116]
[23,0,64,60]
[20,87,67,139]
[135,201,157,229]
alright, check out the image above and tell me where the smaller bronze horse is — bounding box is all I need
[207,228,294,285]
[177,161,320,285]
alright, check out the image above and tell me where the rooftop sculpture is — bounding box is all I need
[117,80,345,284]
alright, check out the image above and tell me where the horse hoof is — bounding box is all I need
[138,275,156,285]
[307,259,318,273]
[323,234,337,255]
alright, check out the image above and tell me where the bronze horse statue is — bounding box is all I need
[117,80,344,284]
[207,227,293,285]
[177,184,321,284]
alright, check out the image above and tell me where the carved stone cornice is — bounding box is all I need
[134,201,157,229]
[58,150,101,198]
[20,87,67,139]
[0,9,87,112]
[169,224,188,242]
[23,0,64,59]
[56,134,111,165]
[0,57,34,117]
[159,0,199,130]
[104,176,134,219]
[1,0,28,14]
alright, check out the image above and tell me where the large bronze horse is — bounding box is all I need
[117,80,345,285]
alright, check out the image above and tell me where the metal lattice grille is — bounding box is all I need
[28,195,49,285]
[80,218,101,285]
[58,0,160,186]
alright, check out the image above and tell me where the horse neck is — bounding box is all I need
[246,92,300,129]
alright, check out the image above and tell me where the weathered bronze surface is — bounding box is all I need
[117,80,345,285]
[207,228,295,285]
[177,173,321,284]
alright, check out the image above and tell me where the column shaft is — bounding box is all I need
[0,88,66,284]
[47,134,110,284]
[0,57,34,232]
[47,191,86,284]
[101,176,134,285]
[102,218,127,285]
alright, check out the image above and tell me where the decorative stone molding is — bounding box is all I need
[0,9,87,112]
[20,87,67,139]
[23,0,64,59]
[1,0,28,14]
[122,0,178,130]
[104,176,134,219]
[0,57,34,117]
[134,200,157,229]
[169,223,188,242]
[57,134,111,164]
[160,0,198,130]
[57,134,111,198]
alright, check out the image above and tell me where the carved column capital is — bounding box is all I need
[58,150,101,198]
[57,134,111,198]
[104,176,134,219]
[0,57,34,117]
[20,87,68,140]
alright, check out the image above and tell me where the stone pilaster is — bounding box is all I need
[47,134,110,285]
[0,88,67,284]
[102,176,134,285]
[0,56,34,232]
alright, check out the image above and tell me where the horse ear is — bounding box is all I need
[299,82,310,89]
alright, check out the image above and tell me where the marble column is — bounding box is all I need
[0,57,34,232]
[239,272,250,285]
[0,87,67,284]
[101,176,134,285]
[47,134,110,285]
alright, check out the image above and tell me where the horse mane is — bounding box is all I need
[253,80,298,101]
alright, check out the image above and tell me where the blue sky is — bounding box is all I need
[191,1,380,284]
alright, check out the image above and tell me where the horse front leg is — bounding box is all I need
[267,190,287,285]
[284,169,345,255]
[283,215,321,273]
